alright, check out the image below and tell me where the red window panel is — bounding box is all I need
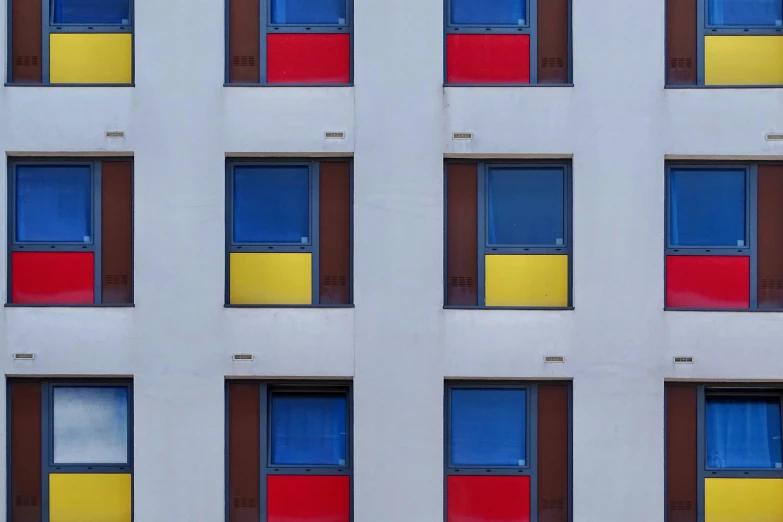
[447,35,530,84]
[448,475,531,522]
[267,475,350,522]
[11,252,94,304]
[666,255,750,309]
[267,34,350,84]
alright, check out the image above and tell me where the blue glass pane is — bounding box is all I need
[271,0,346,24]
[706,396,783,469]
[451,0,525,25]
[487,168,565,246]
[669,169,746,247]
[16,166,92,243]
[450,389,526,466]
[53,0,131,24]
[271,394,347,465]
[708,0,782,26]
[233,166,310,244]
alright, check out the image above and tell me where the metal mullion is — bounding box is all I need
[529,0,538,84]
[664,248,750,256]
[697,0,705,84]
[445,26,532,34]
[259,0,268,84]
[10,244,96,251]
[477,165,486,307]
[260,384,269,522]
[94,161,102,304]
[311,162,320,305]
[566,166,573,307]
[42,0,50,83]
[750,166,758,309]
[486,247,568,254]
[696,385,705,522]
[229,245,313,253]
[41,383,51,522]
[225,162,232,304]
[266,467,350,475]
[267,26,350,33]
[529,384,538,522]
[49,25,132,33]
[7,161,15,303]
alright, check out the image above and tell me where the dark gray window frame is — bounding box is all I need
[6,378,134,522]
[223,0,354,86]
[664,162,782,312]
[224,158,354,308]
[444,160,574,310]
[6,158,134,307]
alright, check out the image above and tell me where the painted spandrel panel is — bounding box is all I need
[11,252,94,304]
[448,476,531,522]
[447,35,530,84]
[267,34,350,84]
[705,478,783,522]
[705,36,783,85]
[50,474,131,522]
[485,254,568,307]
[267,475,349,522]
[665,256,750,309]
[49,33,132,84]
[271,394,347,465]
[53,386,128,464]
[229,253,312,305]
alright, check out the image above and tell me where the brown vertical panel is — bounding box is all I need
[666,385,697,522]
[229,0,260,83]
[758,165,783,309]
[11,0,43,83]
[538,384,568,522]
[537,0,569,84]
[446,163,478,306]
[10,382,42,522]
[102,161,134,304]
[666,0,697,85]
[229,383,261,522]
[319,161,351,305]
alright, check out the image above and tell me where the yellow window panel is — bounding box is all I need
[705,478,783,522]
[485,254,568,307]
[50,473,131,522]
[230,253,312,305]
[705,36,783,85]
[50,33,132,84]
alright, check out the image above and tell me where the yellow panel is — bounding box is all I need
[230,253,312,305]
[705,478,783,522]
[50,34,132,84]
[50,473,131,522]
[705,36,783,85]
[485,254,568,307]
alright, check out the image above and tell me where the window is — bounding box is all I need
[8,0,133,84]
[8,379,133,522]
[666,0,783,86]
[444,0,570,84]
[226,0,352,85]
[444,161,572,308]
[226,160,352,307]
[7,159,134,306]
[445,383,571,522]
[665,163,783,310]
[226,382,351,522]
[666,384,783,522]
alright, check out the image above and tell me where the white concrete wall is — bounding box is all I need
[1,0,783,519]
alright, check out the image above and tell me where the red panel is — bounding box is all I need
[448,476,531,522]
[267,34,350,84]
[11,252,94,304]
[666,255,749,309]
[267,475,350,522]
[447,35,530,84]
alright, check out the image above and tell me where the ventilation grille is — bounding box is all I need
[233,497,257,508]
[669,57,693,70]
[15,55,39,67]
[761,278,783,290]
[541,57,564,68]
[105,274,129,286]
[324,275,347,287]
[15,495,38,507]
[541,498,565,511]
[232,55,256,67]
[450,276,474,289]
[671,500,694,512]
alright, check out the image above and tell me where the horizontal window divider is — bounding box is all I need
[266,467,350,475]
[665,248,749,255]
[4,83,136,88]
[267,26,350,33]
[224,83,355,88]
[665,84,783,90]
[704,470,783,478]
[229,245,313,253]
[484,246,569,254]
[5,303,134,308]
[48,26,132,33]
[11,244,95,251]
[446,468,531,476]
[47,465,131,473]
[663,307,779,312]
[224,304,353,309]
[444,83,574,87]
[446,26,531,34]
[704,27,783,35]
[443,305,574,311]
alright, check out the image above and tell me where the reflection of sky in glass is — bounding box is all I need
[53,387,128,464]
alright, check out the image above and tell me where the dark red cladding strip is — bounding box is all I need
[267,34,350,84]
[228,0,260,83]
[538,384,569,522]
[537,0,569,83]
[228,383,261,522]
[447,35,531,84]
[446,164,478,306]
[10,382,42,522]
[666,0,697,85]
[665,385,697,522]
[102,161,134,304]
[267,475,350,522]
[11,0,43,83]
[757,165,783,309]
[319,161,351,305]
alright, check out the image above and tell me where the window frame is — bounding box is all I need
[6,158,134,307]
[444,160,574,310]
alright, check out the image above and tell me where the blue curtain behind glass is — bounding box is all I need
[487,168,564,246]
[53,0,130,24]
[708,0,782,26]
[669,169,745,247]
[450,389,526,466]
[271,395,347,465]
[271,0,346,24]
[451,0,525,24]
[233,166,310,244]
[16,165,91,243]
[706,397,782,468]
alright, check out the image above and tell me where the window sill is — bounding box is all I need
[665,84,783,89]
[444,305,574,311]
[664,307,783,312]
[444,83,574,88]
[223,83,354,88]
[4,83,135,88]
[5,303,135,308]
[224,304,354,309]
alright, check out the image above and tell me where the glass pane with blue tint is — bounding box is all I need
[451,0,526,25]
[669,169,746,247]
[487,167,565,246]
[450,388,526,466]
[271,394,347,465]
[708,0,782,26]
[706,396,783,469]
[53,0,131,24]
[53,387,129,464]
[233,166,310,244]
[16,165,92,243]
[271,0,347,24]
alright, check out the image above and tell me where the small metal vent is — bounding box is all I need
[541,498,565,510]
[767,133,783,141]
[669,57,694,69]
[13,353,35,361]
[232,55,256,67]
[324,131,345,139]
[105,131,125,138]
[671,500,694,511]
[761,278,783,290]
[232,354,254,361]
[541,57,564,68]
[105,274,129,286]
[544,356,565,363]
[673,356,693,364]
[15,55,39,67]
[324,275,347,287]
[450,276,474,288]
[452,132,473,140]
[233,497,257,508]
[15,495,38,507]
